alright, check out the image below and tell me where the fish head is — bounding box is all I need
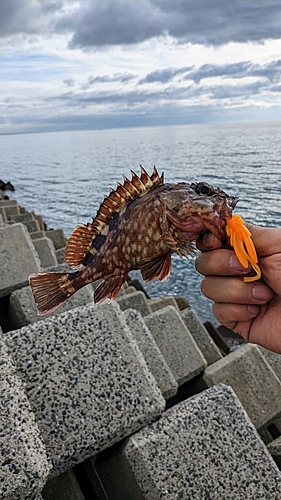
[159,181,238,242]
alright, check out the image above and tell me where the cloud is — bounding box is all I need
[58,0,281,49]
[139,60,281,86]
[1,1,281,48]
[87,73,135,85]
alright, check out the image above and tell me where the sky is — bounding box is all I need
[1,0,281,134]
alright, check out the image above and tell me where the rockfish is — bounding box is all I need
[29,167,238,315]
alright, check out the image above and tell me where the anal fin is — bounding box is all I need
[140,253,172,282]
[94,275,127,304]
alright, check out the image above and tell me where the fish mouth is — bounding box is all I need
[204,196,239,243]
[166,195,239,243]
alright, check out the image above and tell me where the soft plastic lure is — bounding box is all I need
[226,214,261,282]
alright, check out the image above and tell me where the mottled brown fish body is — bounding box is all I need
[29,167,237,315]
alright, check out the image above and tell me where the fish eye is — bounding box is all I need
[195,182,213,196]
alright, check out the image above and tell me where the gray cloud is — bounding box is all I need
[59,0,281,48]
[87,73,135,85]
[139,60,281,86]
[1,1,281,48]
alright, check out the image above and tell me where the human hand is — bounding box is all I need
[195,225,281,354]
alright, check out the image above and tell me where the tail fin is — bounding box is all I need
[29,272,76,316]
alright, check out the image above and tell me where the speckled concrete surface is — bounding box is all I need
[116,291,152,316]
[119,384,281,499]
[181,308,222,366]
[4,302,165,475]
[0,334,51,500]
[9,283,94,328]
[259,346,281,381]
[144,306,207,385]
[0,222,42,297]
[204,343,281,430]
[123,308,178,399]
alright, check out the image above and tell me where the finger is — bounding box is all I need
[196,232,223,252]
[245,224,281,257]
[201,277,273,304]
[212,302,261,325]
[195,249,250,277]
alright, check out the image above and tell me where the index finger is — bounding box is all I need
[196,231,223,252]
[195,248,251,277]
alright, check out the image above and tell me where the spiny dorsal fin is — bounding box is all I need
[65,166,164,268]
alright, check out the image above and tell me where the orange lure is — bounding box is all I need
[226,214,261,282]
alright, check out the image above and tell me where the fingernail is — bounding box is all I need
[252,284,273,301]
[202,232,215,249]
[229,254,249,272]
[248,305,260,315]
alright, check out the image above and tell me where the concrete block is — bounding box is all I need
[9,282,94,328]
[181,308,222,366]
[116,291,152,316]
[8,212,41,233]
[0,199,18,206]
[149,296,180,312]
[42,469,84,500]
[204,321,230,355]
[45,229,67,249]
[0,334,51,500]
[4,302,165,475]
[8,212,34,223]
[96,384,281,499]
[34,214,45,231]
[203,344,281,430]
[267,436,281,469]
[175,295,190,310]
[4,205,21,218]
[124,308,178,399]
[30,231,46,240]
[144,306,207,385]
[259,346,281,381]
[0,223,42,297]
[33,237,58,268]
[26,219,41,233]
[0,206,7,220]
[125,285,137,295]
[55,247,66,264]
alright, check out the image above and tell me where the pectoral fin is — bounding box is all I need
[140,253,172,282]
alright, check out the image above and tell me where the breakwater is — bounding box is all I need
[1,190,281,499]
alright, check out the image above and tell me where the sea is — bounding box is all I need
[1,121,281,323]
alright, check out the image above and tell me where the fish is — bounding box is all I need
[29,166,238,315]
